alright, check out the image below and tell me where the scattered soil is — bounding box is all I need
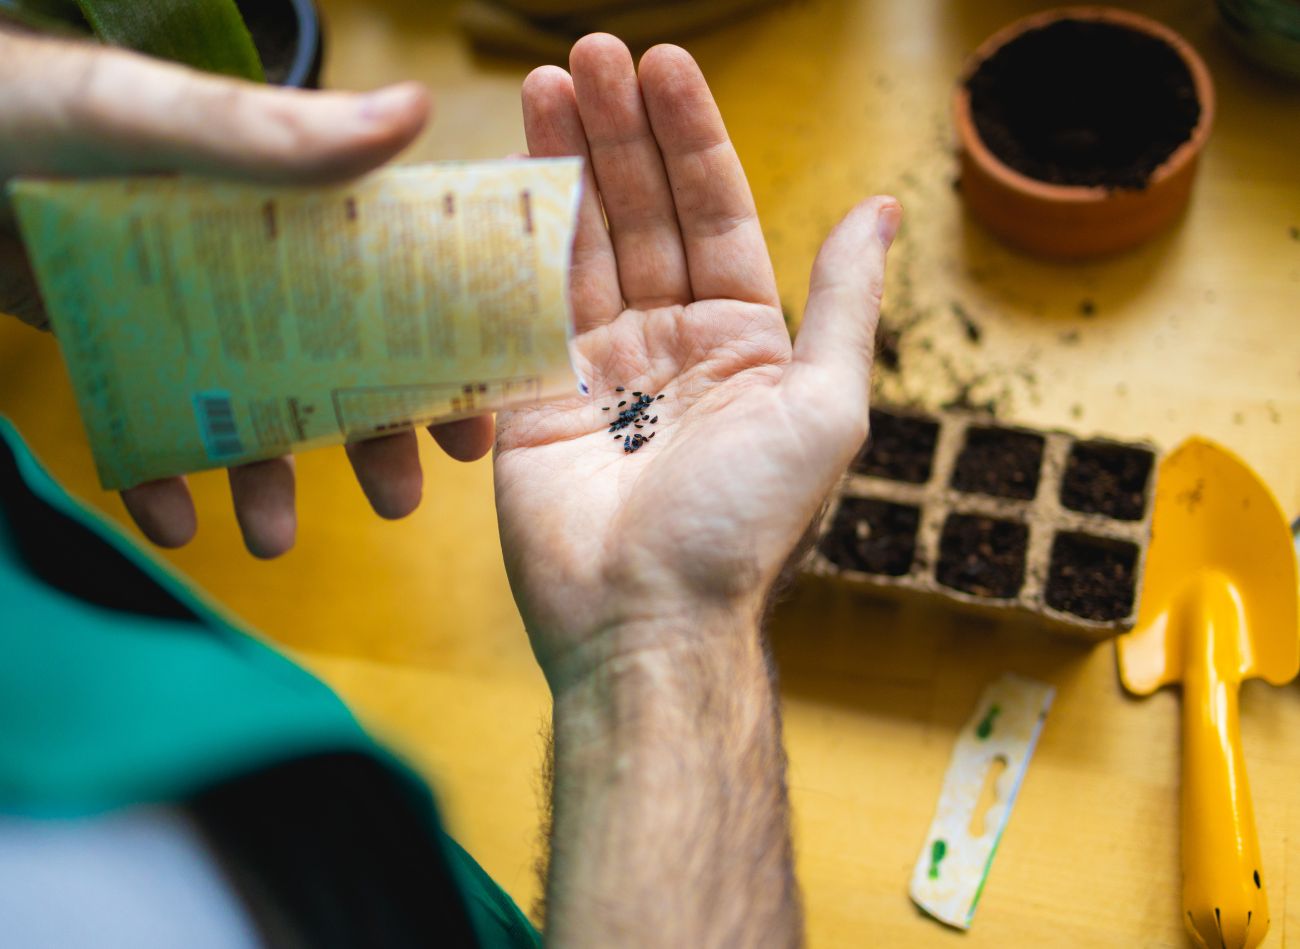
[951,302,983,343]
[966,19,1201,189]
[875,321,902,372]
[942,385,999,415]
[1059,441,1154,521]
[1045,532,1138,620]
[951,426,1045,500]
[821,498,921,577]
[853,409,940,483]
[936,514,1028,599]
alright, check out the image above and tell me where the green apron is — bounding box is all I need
[0,416,539,948]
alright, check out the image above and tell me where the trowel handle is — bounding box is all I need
[1181,600,1268,949]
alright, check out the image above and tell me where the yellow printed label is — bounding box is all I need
[10,159,582,489]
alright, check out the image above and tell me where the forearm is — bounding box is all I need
[542,609,802,948]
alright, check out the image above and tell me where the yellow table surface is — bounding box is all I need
[3,0,1299,944]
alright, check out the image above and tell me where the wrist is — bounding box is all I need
[543,601,766,702]
[542,607,800,947]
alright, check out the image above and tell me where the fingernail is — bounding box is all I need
[360,84,416,122]
[878,202,902,249]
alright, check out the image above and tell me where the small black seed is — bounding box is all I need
[601,407,609,411]
[650,416,658,423]
[656,394,665,400]
[616,386,625,392]
[618,401,626,407]
[633,391,642,396]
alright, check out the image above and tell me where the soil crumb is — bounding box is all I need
[951,302,983,343]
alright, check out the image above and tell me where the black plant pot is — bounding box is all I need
[236,0,324,89]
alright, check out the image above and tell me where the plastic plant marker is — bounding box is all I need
[1118,438,1299,949]
[909,672,1054,930]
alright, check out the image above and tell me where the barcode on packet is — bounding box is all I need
[193,391,245,459]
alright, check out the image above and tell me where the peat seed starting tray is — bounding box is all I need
[807,407,1158,638]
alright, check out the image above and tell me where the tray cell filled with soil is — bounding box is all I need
[1060,441,1154,521]
[950,426,1045,500]
[851,409,940,483]
[1045,532,1139,621]
[807,405,1156,636]
[820,498,920,578]
[936,514,1028,599]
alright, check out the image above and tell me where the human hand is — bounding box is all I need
[495,34,899,690]
[0,28,494,557]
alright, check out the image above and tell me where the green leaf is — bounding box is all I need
[72,0,264,82]
[0,0,89,33]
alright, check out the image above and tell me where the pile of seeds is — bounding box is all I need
[601,386,664,453]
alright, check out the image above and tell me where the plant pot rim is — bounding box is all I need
[953,5,1216,205]
[282,0,320,89]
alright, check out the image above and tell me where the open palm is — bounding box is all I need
[494,36,899,684]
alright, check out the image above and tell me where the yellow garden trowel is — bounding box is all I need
[1119,438,1298,949]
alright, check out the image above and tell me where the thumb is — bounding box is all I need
[789,195,900,402]
[1,31,429,185]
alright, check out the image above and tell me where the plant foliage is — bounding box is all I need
[2,0,264,81]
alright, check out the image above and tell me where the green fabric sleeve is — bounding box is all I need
[0,415,539,948]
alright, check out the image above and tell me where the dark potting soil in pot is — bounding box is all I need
[1059,441,1154,521]
[821,498,920,577]
[936,514,1028,599]
[950,426,1044,500]
[967,19,1201,189]
[1045,532,1139,621]
[852,409,940,484]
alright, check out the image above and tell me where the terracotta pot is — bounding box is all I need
[953,7,1215,260]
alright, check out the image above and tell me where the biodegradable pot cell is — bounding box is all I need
[954,7,1215,259]
[807,407,1159,638]
[237,0,323,89]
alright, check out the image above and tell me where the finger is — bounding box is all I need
[638,45,778,307]
[569,33,690,309]
[120,477,197,548]
[522,65,622,331]
[345,430,423,520]
[2,33,429,184]
[788,196,900,409]
[429,415,495,462]
[227,456,296,559]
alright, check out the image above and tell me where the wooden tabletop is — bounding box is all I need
[2,0,1298,944]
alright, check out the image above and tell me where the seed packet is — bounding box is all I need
[11,159,581,489]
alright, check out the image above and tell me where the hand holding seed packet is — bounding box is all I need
[0,29,481,558]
